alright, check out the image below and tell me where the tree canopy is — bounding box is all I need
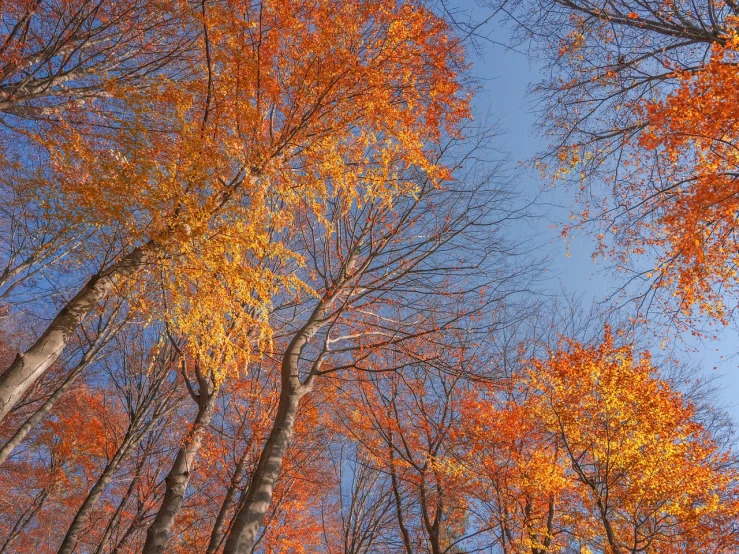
[1,1,738,553]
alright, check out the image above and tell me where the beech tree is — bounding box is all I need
[0,0,470,420]
[463,326,739,554]
[219,126,519,551]
[0,325,185,553]
[0,299,126,466]
[3,2,739,553]
[492,0,739,323]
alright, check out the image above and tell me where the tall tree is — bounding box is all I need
[498,0,739,323]
[0,0,470,420]
[222,128,519,553]
[464,326,739,554]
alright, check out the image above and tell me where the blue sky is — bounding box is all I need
[461,8,739,424]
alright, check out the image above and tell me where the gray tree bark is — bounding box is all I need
[57,355,173,554]
[142,387,217,554]
[222,247,357,553]
[222,387,302,554]
[0,334,106,466]
[0,243,153,421]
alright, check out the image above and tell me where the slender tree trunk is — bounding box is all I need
[93,452,149,554]
[222,387,302,554]
[110,485,163,554]
[223,277,335,554]
[576,461,623,554]
[94,478,138,554]
[0,342,101,466]
[529,495,556,554]
[0,488,49,554]
[389,438,414,554]
[57,425,148,554]
[142,390,217,554]
[0,243,154,421]
[206,448,251,554]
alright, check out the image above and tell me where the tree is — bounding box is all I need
[498,0,739,323]
[462,383,572,554]
[0,326,184,553]
[0,0,470,420]
[470,327,739,554]
[56,333,182,554]
[338,358,475,554]
[0,298,127,466]
[220,120,520,552]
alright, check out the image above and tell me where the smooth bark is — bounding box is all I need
[223,387,302,554]
[0,243,154,421]
[222,293,331,554]
[223,247,363,553]
[142,387,217,554]
[0,333,107,466]
[57,358,172,554]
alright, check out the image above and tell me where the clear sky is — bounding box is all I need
[459,4,739,424]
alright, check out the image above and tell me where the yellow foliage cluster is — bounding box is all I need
[1,0,470,382]
[463,328,739,553]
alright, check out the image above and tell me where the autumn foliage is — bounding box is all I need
[522,1,739,322]
[1,0,739,553]
[457,327,738,553]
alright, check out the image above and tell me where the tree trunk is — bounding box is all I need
[223,280,332,554]
[93,476,139,554]
[0,243,154,422]
[206,448,251,554]
[222,387,302,554]
[0,342,101,466]
[57,425,147,554]
[418,479,442,554]
[110,484,161,554]
[389,438,414,554]
[0,166,255,422]
[142,390,217,554]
